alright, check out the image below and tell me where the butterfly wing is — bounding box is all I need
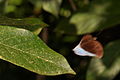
[73,35,103,58]
[73,43,96,56]
[81,37,103,58]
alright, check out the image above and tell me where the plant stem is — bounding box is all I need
[41,27,48,43]
[68,0,77,11]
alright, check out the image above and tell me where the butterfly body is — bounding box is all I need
[73,35,103,58]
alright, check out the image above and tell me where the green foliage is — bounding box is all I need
[56,0,120,35]
[29,0,62,16]
[87,40,120,80]
[0,26,75,75]
[0,0,120,80]
[4,0,22,13]
[0,17,48,35]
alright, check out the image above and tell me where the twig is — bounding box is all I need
[68,0,77,11]
[41,27,48,43]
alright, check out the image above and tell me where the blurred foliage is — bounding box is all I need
[0,17,48,35]
[56,0,120,34]
[29,0,62,16]
[0,0,120,80]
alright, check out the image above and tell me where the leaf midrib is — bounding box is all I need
[0,42,68,70]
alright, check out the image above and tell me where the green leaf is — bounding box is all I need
[71,0,120,35]
[29,0,62,16]
[8,0,22,5]
[56,0,120,35]
[42,0,62,16]
[0,26,75,75]
[87,40,120,80]
[70,13,104,34]
[0,17,48,35]
[59,8,71,17]
[4,0,22,13]
[4,5,16,13]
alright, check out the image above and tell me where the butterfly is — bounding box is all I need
[73,35,103,58]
